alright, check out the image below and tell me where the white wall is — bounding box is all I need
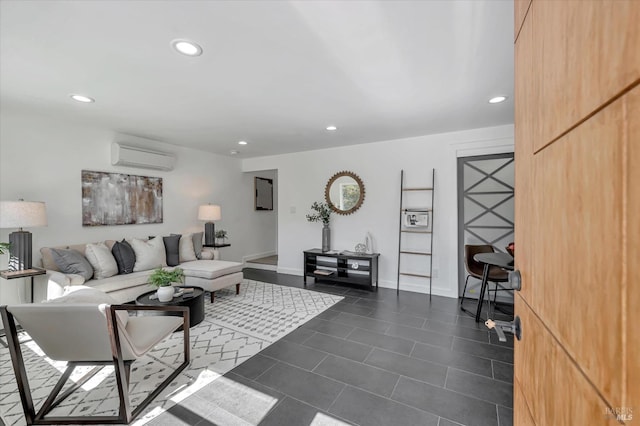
[243,125,514,298]
[0,109,274,304]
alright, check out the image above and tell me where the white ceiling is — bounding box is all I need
[0,0,514,158]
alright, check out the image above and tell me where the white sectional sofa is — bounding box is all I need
[41,237,244,304]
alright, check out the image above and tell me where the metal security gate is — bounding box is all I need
[457,153,514,300]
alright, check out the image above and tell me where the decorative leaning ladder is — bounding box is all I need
[396,169,435,299]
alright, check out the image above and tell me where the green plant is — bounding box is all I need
[306,201,332,225]
[0,242,10,255]
[215,229,228,240]
[149,267,184,288]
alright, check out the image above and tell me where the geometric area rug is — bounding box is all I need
[0,280,343,426]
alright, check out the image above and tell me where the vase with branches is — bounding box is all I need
[306,201,333,252]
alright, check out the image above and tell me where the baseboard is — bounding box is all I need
[276,266,302,276]
[272,268,456,299]
[377,280,457,299]
[242,251,277,263]
[245,263,277,272]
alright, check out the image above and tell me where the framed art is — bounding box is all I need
[255,177,273,211]
[82,170,163,226]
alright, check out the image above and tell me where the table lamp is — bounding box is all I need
[198,204,221,246]
[0,200,48,271]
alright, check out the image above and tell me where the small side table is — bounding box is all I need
[0,268,46,303]
[203,243,230,248]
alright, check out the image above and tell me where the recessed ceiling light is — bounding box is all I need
[326,125,337,131]
[238,141,248,145]
[488,96,507,104]
[230,150,239,155]
[70,94,95,103]
[171,39,203,56]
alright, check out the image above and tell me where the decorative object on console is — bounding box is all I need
[0,242,10,255]
[306,201,333,252]
[365,231,374,254]
[325,171,365,215]
[354,243,367,254]
[148,267,184,302]
[81,170,163,226]
[0,200,47,271]
[198,204,221,246]
[255,177,274,210]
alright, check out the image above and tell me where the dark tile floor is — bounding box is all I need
[158,269,514,426]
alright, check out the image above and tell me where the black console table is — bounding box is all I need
[304,249,380,291]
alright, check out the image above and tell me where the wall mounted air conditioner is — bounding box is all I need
[111,143,176,171]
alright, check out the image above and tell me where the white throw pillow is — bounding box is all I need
[85,242,118,280]
[45,286,129,326]
[130,238,167,272]
[179,233,197,263]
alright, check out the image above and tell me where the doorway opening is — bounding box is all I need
[457,153,514,301]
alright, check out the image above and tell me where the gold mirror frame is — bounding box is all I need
[324,171,365,215]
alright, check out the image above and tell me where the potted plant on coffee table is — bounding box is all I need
[149,267,184,302]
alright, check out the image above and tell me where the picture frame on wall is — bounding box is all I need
[255,177,273,211]
[81,170,163,226]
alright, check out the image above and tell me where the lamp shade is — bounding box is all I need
[198,204,221,221]
[0,201,48,228]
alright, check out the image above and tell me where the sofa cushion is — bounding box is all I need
[180,260,243,280]
[85,242,118,280]
[41,244,88,272]
[179,233,197,263]
[192,232,204,258]
[50,248,94,280]
[45,286,129,326]
[112,240,136,274]
[130,238,166,272]
[89,270,155,294]
[163,235,181,267]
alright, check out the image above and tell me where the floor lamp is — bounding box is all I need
[198,204,221,246]
[0,200,48,271]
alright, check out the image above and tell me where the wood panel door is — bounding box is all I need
[514,1,639,425]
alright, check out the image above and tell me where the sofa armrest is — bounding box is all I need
[45,271,87,300]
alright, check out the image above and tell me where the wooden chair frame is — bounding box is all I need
[0,304,190,425]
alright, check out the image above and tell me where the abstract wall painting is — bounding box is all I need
[81,170,163,226]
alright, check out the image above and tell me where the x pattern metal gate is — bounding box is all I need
[458,153,515,299]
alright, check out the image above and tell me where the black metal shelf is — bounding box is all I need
[304,249,379,291]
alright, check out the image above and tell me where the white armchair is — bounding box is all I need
[0,299,190,424]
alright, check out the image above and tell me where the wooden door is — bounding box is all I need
[514,1,639,424]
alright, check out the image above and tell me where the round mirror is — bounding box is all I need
[325,171,365,215]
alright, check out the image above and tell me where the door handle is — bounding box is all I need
[508,270,522,291]
[485,316,522,342]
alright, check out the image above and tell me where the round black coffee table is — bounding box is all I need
[135,286,205,328]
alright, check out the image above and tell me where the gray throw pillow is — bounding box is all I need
[111,240,136,274]
[164,235,181,266]
[192,232,203,258]
[50,248,94,280]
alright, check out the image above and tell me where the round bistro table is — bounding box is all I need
[135,286,205,329]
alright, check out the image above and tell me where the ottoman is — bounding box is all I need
[180,260,244,302]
